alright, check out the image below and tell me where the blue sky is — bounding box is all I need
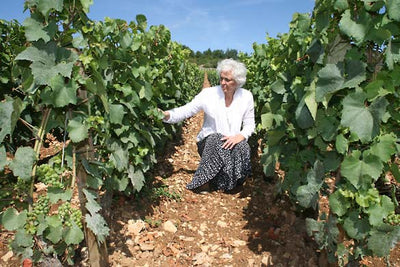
[1,0,315,53]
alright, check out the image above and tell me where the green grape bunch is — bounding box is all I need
[25,195,50,234]
[0,179,13,199]
[14,178,30,195]
[36,163,65,189]
[57,202,83,229]
[385,212,400,226]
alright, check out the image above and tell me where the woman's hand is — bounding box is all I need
[221,134,245,150]
[158,108,170,121]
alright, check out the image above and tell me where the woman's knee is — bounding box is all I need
[208,133,223,140]
[233,141,251,155]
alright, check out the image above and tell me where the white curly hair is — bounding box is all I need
[216,58,247,88]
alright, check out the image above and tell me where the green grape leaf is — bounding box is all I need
[341,92,388,143]
[9,146,36,181]
[339,9,372,45]
[67,118,88,143]
[87,174,104,189]
[131,35,142,51]
[390,163,400,183]
[46,215,62,227]
[80,0,93,13]
[385,40,400,70]
[291,12,311,33]
[47,187,72,203]
[341,150,383,188]
[343,211,370,240]
[306,39,324,63]
[296,161,325,208]
[334,0,349,11]
[316,64,344,102]
[365,133,397,162]
[305,216,339,251]
[81,159,104,189]
[13,230,33,248]
[295,95,314,129]
[40,75,78,107]
[36,214,48,235]
[15,41,78,86]
[315,11,330,33]
[261,113,274,129]
[23,17,50,42]
[109,142,129,172]
[85,213,110,243]
[326,34,352,65]
[142,130,156,147]
[63,223,84,245]
[365,79,385,99]
[128,166,145,192]
[387,0,400,21]
[0,146,6,171]
[112,176,129,191]
[0,101,14,144]
[368,225,400,257]
[120,32,132,49]
[83,189,101,216]
[321,151,340,172]
[109,104,126,125]
[270,79,285,94]
[0,97,24,143]
[335,134,348,155]
[0,208,27,231]
[304,85,317,121]
[316,112,338,142]
[85,73,109,113]
[329,190,351,216]
[356,188,380,208]
[45,215,63,243]
[136,14,148,31]
[342,60,367,89]
[114,84,133,97]
[139,81,153,101]
[367,195,395,226]
[37,0,63,16]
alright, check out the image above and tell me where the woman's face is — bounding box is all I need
[220,70,237,95]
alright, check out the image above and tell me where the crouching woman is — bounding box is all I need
[160,58,255,192]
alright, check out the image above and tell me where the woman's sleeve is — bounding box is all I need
[163,92,204,124]
[240,93,255,140]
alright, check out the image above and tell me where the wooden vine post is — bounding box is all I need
[75,87,109,267]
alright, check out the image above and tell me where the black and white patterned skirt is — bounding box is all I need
[186,133,251,192]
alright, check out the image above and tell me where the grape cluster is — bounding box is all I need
[58,202,83,229]
[36,164,64,188]
[385,212,400,226]
[25,195,50,234]
[33,195,50,215]
[14,178,30,193]
[0,180,12,199]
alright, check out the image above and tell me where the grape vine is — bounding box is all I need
[242,0,400,264]
[0,0,202,265]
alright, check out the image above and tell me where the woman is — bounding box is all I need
[161,58,255,192]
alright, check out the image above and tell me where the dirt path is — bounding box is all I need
[107,112,320,266]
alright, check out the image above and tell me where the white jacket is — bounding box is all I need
[164,86,255,141]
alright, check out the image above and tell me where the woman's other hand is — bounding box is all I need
[158,109,170,121]
[221,134,245,150]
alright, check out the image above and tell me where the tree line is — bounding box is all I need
[183,46,248,68]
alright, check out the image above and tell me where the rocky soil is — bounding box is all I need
[106,112,319,267]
